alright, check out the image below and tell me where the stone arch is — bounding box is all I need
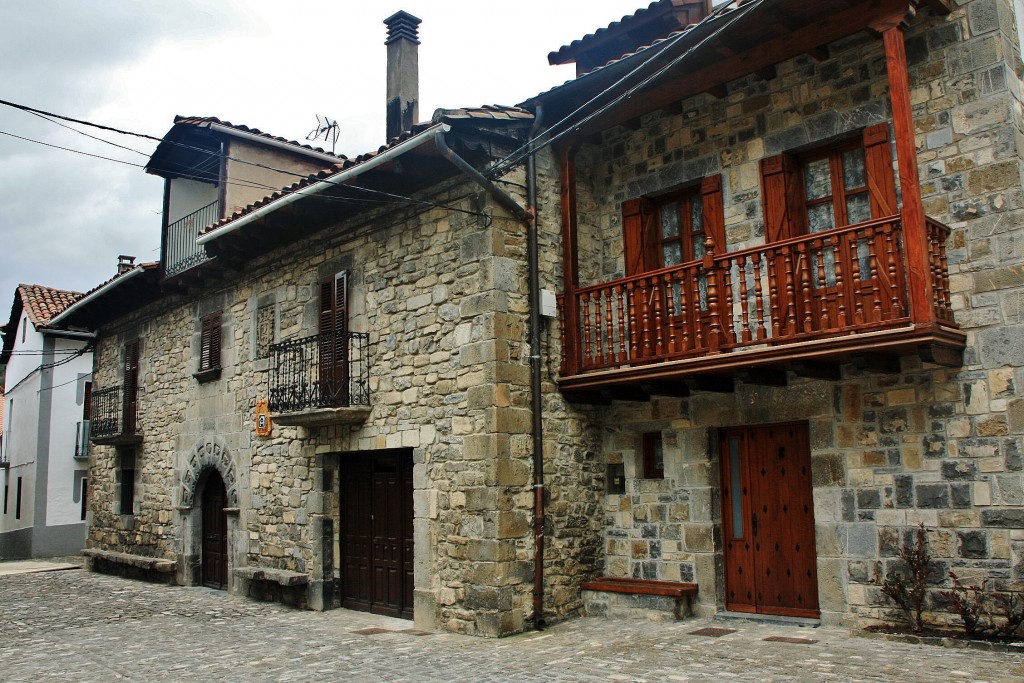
[180,441,238,508]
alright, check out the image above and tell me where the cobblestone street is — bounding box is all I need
[2,565,1022,682]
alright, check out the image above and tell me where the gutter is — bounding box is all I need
[41,329,97,341]
[525,105,546,630]
[47,265,146,328]
[197,123,452,246]
[436,119,548,630]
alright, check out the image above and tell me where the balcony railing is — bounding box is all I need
[561,214,956,375]
[269,330,370,413]
[90,386,138,440]
[163,200,219,278]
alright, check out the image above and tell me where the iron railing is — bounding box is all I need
[163,200,219,277]
[90,386,137,439]
[269,330,370,413]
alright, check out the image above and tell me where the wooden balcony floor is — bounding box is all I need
[558,322,964,402]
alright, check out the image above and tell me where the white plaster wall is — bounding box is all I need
[168,178,218,225]
[1,316,42,531]
[44,336,91,526]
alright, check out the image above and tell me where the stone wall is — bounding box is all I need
[554,0,1024,626]
[87,140,607,636]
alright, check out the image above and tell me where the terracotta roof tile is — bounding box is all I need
[172,115,349,161]
[549,0,671,63]
[17,284,83,327]
[200,108,532,238]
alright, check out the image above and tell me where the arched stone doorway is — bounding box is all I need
[177,441,239,590]
[200,470,228,590]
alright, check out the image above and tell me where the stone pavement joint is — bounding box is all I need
[1,567,1022,682]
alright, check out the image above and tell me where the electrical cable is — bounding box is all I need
[485,0,756,179]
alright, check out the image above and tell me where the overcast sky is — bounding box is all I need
[0,0,637,313]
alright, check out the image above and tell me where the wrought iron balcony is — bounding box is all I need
[90,386,139,443]
[559,214,963,395]
[269,330,370,420]
[163,200,219,278]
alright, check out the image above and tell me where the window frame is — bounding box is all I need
[642,431,665,480]
[119,449,136,516]
[653,185,707,268]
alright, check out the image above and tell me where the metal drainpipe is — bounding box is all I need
[526,104,546,630]
[435,117,547,629]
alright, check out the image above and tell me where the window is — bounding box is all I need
[622,175,725,276]
[196,312,222,381]
[80,478,88,521]
[760,123,896,243]
[119,449,136,516]
[15,476,22,519]
[642,432,664,479]
[3,482,8,514]
[318,272,349,405]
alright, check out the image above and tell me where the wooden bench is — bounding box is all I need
[582,577,698,620]
[232,567,309,587]
[83,548,177,574]
[582,576,698,598]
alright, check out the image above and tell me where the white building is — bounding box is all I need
[1,283,93,558]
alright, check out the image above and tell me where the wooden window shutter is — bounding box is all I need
[701,175,726,253]
[760,153,805,242]
[862,123,898,218]
[200,312,222,371]
[123,340,139,395]
[621,198,658,276]
[334,272,348,336]
[318,277,335,335]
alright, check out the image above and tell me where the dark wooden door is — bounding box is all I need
[721,422,818,618]
[201,472,228,590]
[340,450,414,619]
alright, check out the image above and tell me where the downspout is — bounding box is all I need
[526,104,546,630]
[434,118,547,629]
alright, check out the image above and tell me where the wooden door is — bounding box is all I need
[201,472,228,590]
[720,422,818,618]
[340,450,414,618]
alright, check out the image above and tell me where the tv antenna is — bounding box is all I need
[306,115,340,154]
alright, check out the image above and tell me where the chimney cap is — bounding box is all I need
[384,10,422,45]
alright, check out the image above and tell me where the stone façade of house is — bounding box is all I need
[62,0,1024,636]
[528,0,1024,627]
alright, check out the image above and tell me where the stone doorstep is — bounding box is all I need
[232,567,309,587]
[82,548,176,573]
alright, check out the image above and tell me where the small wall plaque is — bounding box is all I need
[255,399,272,437]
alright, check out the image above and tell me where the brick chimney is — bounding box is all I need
[384,10,421,141]
[117,255,136,275]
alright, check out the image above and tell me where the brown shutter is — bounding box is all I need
[622,198,658,275]
[123,339,139,434]
[863,123,898,218]
[701,175,726,253]
[760,153,805,242]
[318,277,335,335]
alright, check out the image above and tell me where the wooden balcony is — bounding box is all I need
[558,213,964,400]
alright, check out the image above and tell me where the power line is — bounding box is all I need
[2,105,486,218]
[485,0,753,179]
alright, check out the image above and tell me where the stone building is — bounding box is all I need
[525,0,1024,626]
[61,0,1023,636]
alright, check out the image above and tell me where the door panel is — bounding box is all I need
[721,423,819,618]
[340,450,414,618]
[201,472,228,590]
